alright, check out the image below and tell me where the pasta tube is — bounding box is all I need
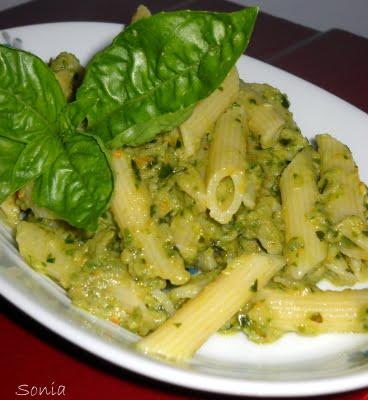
[136,253,285,362]
[280,148,327,279]
[248,288,368,336]
[206,105,247,224]
[316,134,365,223]
[180,68,239,157]
[337,216,368,260]
[324,244,356,285]
[111,151,189,285]
[248,103,285,149]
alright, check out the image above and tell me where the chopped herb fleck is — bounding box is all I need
[173,322,182,328]
[150,204,156,217]
[159,211,173,224]
[279,138,291,146]
[249,98,257,104]
[235,117,241,123]
[309,312,323,323]
[158,164,174,179]
[64,234,74,244]
[316,231,325,241]
[46,254,55,263]
[218,86,224,91]
[250,279,258,292]
[123,228,132,247]
[238,314,251,328]
[281,94,290,108]
[146,157,158,169]
[131,159,141,182]
[164,241,178,256]
[320,179,328,194]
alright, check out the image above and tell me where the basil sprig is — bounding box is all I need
[78,7,258,147]
[0,8,258,230]
[0,46,113,231]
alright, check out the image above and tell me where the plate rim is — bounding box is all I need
[1,21,368,397]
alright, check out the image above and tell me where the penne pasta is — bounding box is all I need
[316,134,365,224]
[337,216,368,261]
[248,288,368,337]
[280,147,327,279]
[111,151,189,285]
[248,103,285,149]
[206,104,247,224]
[180,68,239,157]
[136,253,285,362]
[324,245,356,285]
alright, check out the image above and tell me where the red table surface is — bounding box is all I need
[1,0,368,399]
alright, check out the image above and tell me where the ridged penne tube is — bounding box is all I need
[110,151,151,229]
[340,243,368,261]
[337,216,368,261]
[325,245,356,284]
[111,151,189,285]
[280,148,327,279]
[249,288,368,334]
[248,103,285,148]
[346,256,363,279]
[136,253,285,362]
[338,216,368,250]
[316,134,365,223]
[206,105,247,224]
[176,166,207,212]
[180,68,239,157]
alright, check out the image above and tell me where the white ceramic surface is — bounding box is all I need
[1,22,368,397]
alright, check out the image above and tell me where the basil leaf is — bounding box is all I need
[58,95,97,133]
[77,7,258,148]
[0,45,65,143]
[32,133,113,231]
[0,137,25,200]
[0,45,66,202]
[0,45,113,231]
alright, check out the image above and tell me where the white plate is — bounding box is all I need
[1,22,368,398]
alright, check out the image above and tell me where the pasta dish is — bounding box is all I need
[0,5,367,363]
